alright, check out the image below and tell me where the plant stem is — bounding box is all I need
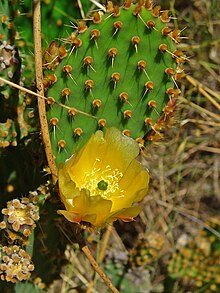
[82,245,119,293]
[97,225,112,263]
[186,75,220,110]
[32,0,57,183]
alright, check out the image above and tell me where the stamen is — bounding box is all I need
[81,165,124,198]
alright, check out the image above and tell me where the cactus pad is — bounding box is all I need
[46,1,185,165]
[168,219,220,291]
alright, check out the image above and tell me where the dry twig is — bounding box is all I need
[32,0,57,183]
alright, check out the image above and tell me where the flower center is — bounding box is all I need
[15,209,27,222]
[97,180,108,191]
[81,160,124,199]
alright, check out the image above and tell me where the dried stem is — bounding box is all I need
[82,245,119,293]
[156,199,220,239]
[0,77,96,118]
[181,97,220,122]
[32,0,57,183]
[86,225,113,293]
[186,75,220,109]
[97,225,112,263]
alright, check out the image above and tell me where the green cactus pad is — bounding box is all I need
[46,1,184,165]
[0,0,15,43]
[0,0,27,148]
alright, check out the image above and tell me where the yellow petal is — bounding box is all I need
[58,163,80,210]
[57,127,149,228]
[101,128,140,173]
[57,210,83,224]
[110,160,149,212]
[59,188,113,227]
[82,193,113,227]
[109,206,141,223]
[66,130,106,186]
[67,128,140,186]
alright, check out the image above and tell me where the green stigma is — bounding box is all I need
[97,180,108,191]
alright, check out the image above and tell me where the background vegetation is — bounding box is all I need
[0,0,219,292]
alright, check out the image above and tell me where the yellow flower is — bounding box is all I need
[57,128,149,228]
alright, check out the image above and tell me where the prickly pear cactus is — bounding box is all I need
[0,0,16,42]
[0,186,67,291]
[168,219,220,292]
[46,1,185,166]
[0,0,28,148]
[129,231,164,268]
